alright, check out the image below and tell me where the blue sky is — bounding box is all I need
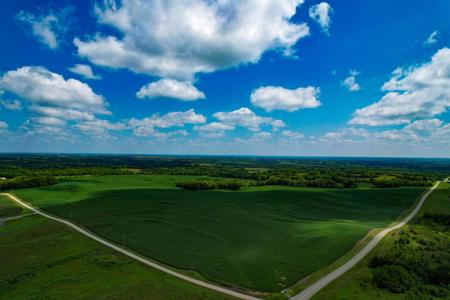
[0,0,449,157]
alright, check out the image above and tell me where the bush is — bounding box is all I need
[373,265,416,293]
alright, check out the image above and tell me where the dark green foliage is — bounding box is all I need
[368,216,450,297]
[373,265,416,293]
[176,180,243,191]
[372,176,432,188]
[0,154,444,189]
[421,212,450,226]
[0,175,57,191]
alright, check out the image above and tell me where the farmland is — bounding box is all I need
[15,174,426,292]
[313,180,450,299]
[0,215,235,300]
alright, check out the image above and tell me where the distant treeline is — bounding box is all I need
[155,167,436,189]
[0,175,57,191]
[176,180,243,191]
[0,154,444,190]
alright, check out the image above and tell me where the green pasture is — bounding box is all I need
[0,195,27,218]
[14,175,425,292]
[0,214,234,300]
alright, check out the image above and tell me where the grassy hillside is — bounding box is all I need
[313,180,449,299]
[0,215,235,300]
[0,195,27,218]
[15,175,425,292]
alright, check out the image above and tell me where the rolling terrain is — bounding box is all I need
[312,180,450,299]
[0,214,236,300]
[14,175,426,292]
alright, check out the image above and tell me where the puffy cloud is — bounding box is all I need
[424,30,439,46]
[213,107,285,131]
[75,0,309,79]
[251,131,272,140]
[341,70,361,92]
[350,48,450,126]
[0,66,126,139]
[0,66,109,115]
[323,127,369,141]
[0,99,22,111]
[31,117,67,126]
[194,122,234,137]
[375,118,444,142]
[251,86,321,112]
[0,121,8,130]
[281,130,304,139]
[69,64,101,80]
[309,2,333,34]
[403,118,443,132]
[321,119,445,145]
[29,105,96,122]
[16,8,71,49]
[128,109,206,137]
[75,119,126,136]
[137,79,205,101]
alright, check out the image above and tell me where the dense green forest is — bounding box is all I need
[0,154,447,190]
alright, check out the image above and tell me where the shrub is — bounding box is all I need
[373,265,416,293]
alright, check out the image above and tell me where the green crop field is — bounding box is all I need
[313,180,449,300]
[0,214,235,300]
[14,175,425,292]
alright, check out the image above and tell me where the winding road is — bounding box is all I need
[1,180,444,300]
[0,192,260,300]
[290,180,443,300]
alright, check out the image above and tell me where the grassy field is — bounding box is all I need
[313,180,449,300]
[0,195,27,218]
[14,175,425,292]
[0,214,235,300]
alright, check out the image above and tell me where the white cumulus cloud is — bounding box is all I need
[128,109,206,137]
[281,130,304,139]
[350,48,450,126]
[0,121,8,130]
[0,66,109,115]
[69,64,101,80]
[424,31,439,46]
[251,86,321,112]
[137,79,205,101]
[309,2,333,34]
[75,0,309,79]
[0,99,22,111]
[213,107,285,131]
[16,8,72,49]
[342,70,361,92]
[194,122,234,138]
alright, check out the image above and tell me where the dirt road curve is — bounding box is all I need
[0,193,260,300]
[289,180,442,300]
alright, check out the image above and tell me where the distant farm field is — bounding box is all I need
[15,175,425,292]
